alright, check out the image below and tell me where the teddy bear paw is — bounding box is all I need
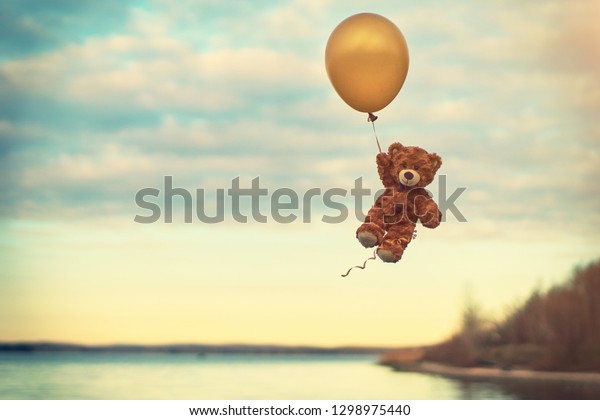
[357,231,378,248]
[376,247,400,263]
[356,223,384,248]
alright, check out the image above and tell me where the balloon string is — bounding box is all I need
[368,113,382,153]
[341,249,377,277]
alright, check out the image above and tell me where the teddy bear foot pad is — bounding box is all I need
[376,247,402,263]
[357,231,379,248]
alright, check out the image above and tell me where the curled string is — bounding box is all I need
[368,113,382,154]
[341,249,377,277]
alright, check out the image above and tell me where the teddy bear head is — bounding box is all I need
[379,142,442,189]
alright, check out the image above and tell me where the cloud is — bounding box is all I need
[1,36,323,113]
[0,0,597,245]
[0,0,131,59]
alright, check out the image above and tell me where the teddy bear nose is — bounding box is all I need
[404,171,414,180]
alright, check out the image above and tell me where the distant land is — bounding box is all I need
[0,342,392,355]
[380,258,600,374]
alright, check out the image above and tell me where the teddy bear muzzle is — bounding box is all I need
[399,169,420,187]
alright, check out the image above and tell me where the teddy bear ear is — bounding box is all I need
[429,153,442,171]
[387,142,404,157]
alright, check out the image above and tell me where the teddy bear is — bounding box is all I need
[356,142,443,262]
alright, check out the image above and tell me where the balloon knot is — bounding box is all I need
[367,113,378,123]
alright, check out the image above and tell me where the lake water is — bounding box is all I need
[0,353,597,399]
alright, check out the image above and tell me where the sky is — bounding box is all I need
[0,0,599,347]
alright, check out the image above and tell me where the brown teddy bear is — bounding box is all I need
[356,142,442,262]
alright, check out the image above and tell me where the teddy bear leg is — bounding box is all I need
[376,223,416,263]
[356,208,385,248]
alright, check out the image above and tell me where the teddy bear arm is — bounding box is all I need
[415,194,441,229]
[376,153,397,188]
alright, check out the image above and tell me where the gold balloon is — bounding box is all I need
[325,13,409,113]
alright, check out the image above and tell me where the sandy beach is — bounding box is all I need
[392,361,600,384]
[378,347,600,386]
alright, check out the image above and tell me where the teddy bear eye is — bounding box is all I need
[402,162,407,169]
[414,165,420,170]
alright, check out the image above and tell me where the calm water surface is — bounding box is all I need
[0,353,595,399]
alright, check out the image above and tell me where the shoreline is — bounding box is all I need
[0,342,389,356]
[381,360,600,384]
